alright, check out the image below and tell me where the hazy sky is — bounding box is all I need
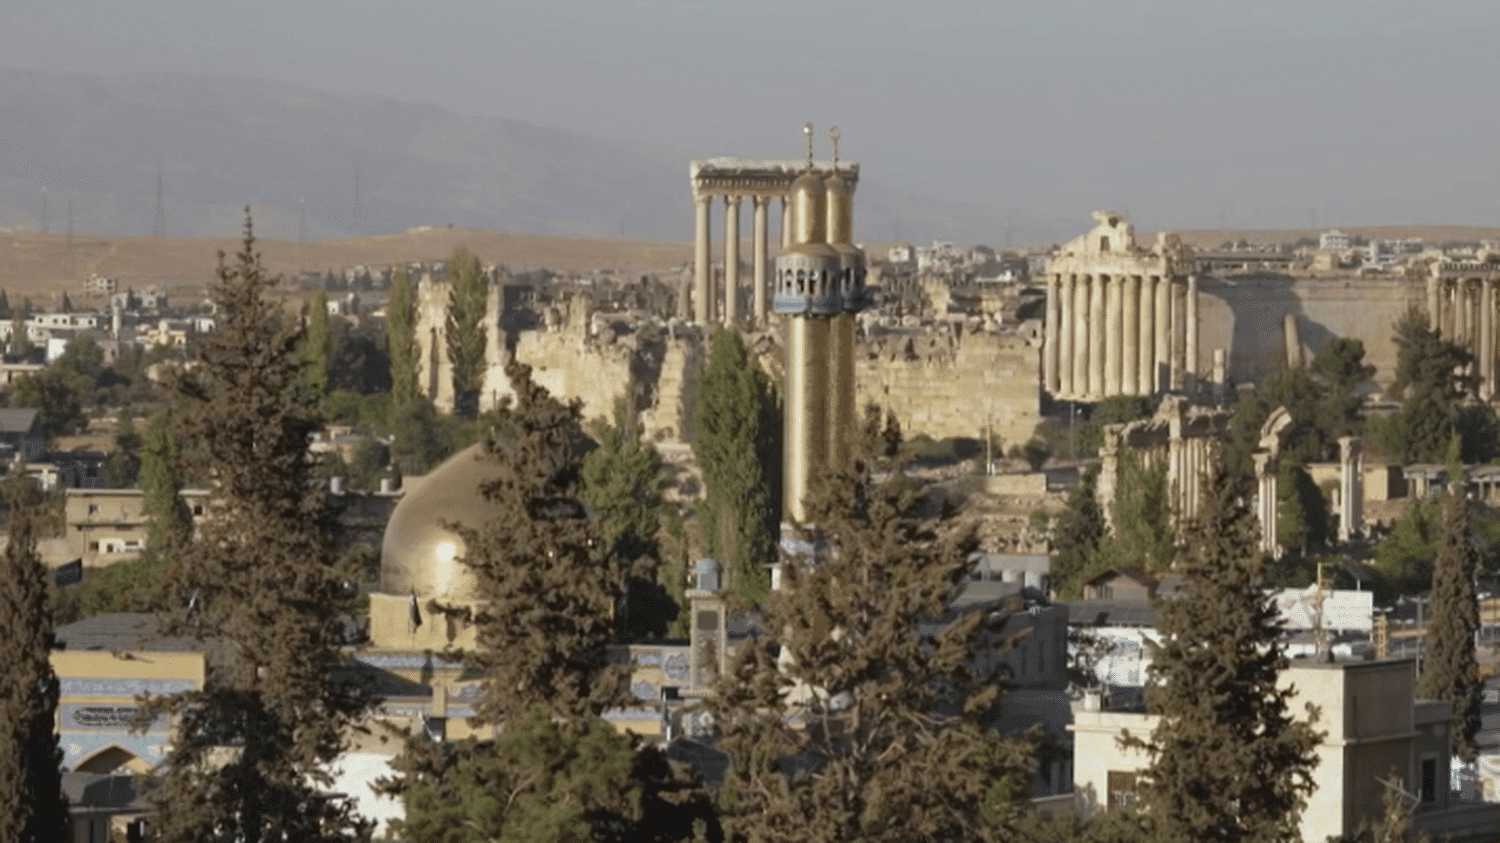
[6,0,1500,236]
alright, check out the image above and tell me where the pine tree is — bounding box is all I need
[708,465,1037,843]
[386,266,418,408]
[1098,449,1174,575]
[1416,457,1482,761]
[1376,307,1498,463]
[144,209,374,842]
[59,291,72,313]
[1126,468,1321,843]
[445,246,487,415]
[10,305,28,356]
[381,361,715,841]
[0,481,69,842]
[0,289,11,320]
[691,327,779,607]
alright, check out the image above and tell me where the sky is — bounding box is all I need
[5,0,1500,238]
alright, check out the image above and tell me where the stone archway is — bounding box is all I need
[74,744,153,775]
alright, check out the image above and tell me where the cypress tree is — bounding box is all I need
[140,410,192,558]
[386,266,418,408]
[144,209,374,842]
[445,246,487,415]
[1098,449,1174,575]
[1050,468,1105,599]
[301,288,331,399]
[1126,468,1321,843]
[1416,458,1482,761]
[0,481,69,842]
[709,464,1036,843]
[0,289,11,319]
[690,327,779,606]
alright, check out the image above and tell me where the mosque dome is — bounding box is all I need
[379,442,498,601]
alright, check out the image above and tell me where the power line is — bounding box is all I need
[153,164,166,237]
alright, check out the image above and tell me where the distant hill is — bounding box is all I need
[0,68,1002,245]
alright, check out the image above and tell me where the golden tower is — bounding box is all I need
[774,124,867,523]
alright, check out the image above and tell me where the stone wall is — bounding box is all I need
[856,324,1041,446]
[1198,273,1424,389]
[514,298,639,427]
[413,273,514,414]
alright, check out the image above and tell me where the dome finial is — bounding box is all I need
[803,122,815,172]
[828,126,841,173]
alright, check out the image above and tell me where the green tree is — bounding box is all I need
[1416,453,1483,761]
[1050,468,1105,599]
[445,246,487,415]
[386,266,418,408]
[0,481,69,842]
[0,289,11,320]
[140,411,192,558]
[1376,307,1497,463]
[1125,468,1321,843]
[382,361,714,842]
[691,327,779,607]
[1074,395,1153,458]
[708,465,1037,843]
[144,209,374,842]
[1373,497,1440,598]
[1276,462,1328,557]
[1098,450,1174,575]
[301,288,331,399]
[9,304,27,356]
[58,291,72,313]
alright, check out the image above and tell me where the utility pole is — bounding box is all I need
[40,189,48,235]
[299,198,307,243]
[64,199,74,279]
[153,164,166,237]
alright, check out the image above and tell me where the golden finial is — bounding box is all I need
[828,126,841,172]
[803,122,815,171]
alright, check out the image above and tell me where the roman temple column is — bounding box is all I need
[1073,274,1091,397]
[1089,275,1106,399]
[1139,275,1156,394]
[1044,274,1061,394]
[1122,274,1140,395]
[1339,436,1363,543]
[1170,280,1185,391]
[724,195,742,327]
[1255,452,1278,555]
[1059,274,1076,398]
[1455,280,1468,346]
[1427,273,1441,332]
[1104,275,1122,395]
[1186,274,1200,391]
[1482,279,1494,399]
[1155,275,1171,393]
[694,192,713,325]
[753,195,770,326]
[781,197,791,249]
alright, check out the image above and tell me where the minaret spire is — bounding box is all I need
[828,126,841,173]
[803,121,815,172]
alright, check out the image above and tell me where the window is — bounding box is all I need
[87,504,99,515]
[1107,770,1138,807]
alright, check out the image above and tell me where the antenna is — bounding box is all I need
[64,199,74,279]
[353,155,362,234]
[828,126,841,172]
[153,164,166,237]
[299,198,307,243]
[40,189,48,235]
[803,122,815,172]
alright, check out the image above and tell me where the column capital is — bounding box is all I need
[725,194,743,209]
[752,194,771,209]
[695,192,715,208]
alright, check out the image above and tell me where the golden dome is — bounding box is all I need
[379,443,497,601]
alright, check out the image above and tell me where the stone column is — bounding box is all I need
[1255,452,1278,555]
[1044,274,1061,394]
[1072,274,1090,399]
[1483,279,1494,399]
[1185,274,1200,392]
[1104,275,1121,396]
[752,196,769,327]
[1138,275,1155,394]
[1455,280,1468,346]
[723,196,742,328]
[1089,275,1106,399]
[1122,275,1140,395]
[1169,280,1185,391]
[693,193,712,325]
[1427,273,1442,332]
[1059,274,1076,398]
[1155,275,1171,393]
[780,196,791,249]
[1339,436,1363,543]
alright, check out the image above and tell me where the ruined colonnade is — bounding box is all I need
[1043,272,1199,401]
[688,159,858,329]
[1427,263,1500,400]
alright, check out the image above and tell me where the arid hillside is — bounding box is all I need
[0,227,694,302]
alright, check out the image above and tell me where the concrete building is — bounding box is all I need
[1043,212,1200,401]
[63,488,212,565]
[1070,657,1500,842]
